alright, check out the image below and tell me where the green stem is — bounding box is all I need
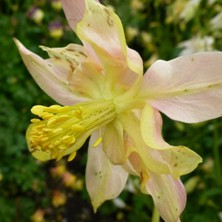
[151,206,160,222]
[213,120,222,184]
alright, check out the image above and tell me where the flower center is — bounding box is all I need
[27,100,116,161]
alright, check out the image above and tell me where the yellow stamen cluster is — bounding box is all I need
[27,100,116,161]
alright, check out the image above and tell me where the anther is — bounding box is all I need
[68,152,77,162]
[46,105,62,113]
[31,105,46,115]
[56,150,65,161]
[62,135,76,145]
[31,118,41,123]
[93,137,102,147]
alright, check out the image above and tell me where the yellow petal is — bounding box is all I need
[76,0,127,63]
[76,0,142,95]
[140,105,202,176]
[140,104,170,150]
[102,120,127,164]
[121,112,202,178]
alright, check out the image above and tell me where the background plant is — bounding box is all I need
[0,0,222,221]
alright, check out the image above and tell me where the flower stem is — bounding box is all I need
[213,120,222,185]
[151,206,160,222]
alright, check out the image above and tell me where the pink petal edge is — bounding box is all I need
[142,52,222,123]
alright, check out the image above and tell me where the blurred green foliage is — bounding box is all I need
[0,0,222,221]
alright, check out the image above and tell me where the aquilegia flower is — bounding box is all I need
[15,0,222,221]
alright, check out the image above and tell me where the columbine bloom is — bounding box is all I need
[15,0,222,221]
[179,0,201,22]
[178,35,215,55]
[210,11,222,31]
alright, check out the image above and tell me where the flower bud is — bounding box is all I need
[48,21,63,39]
[27,6,44,24]
[51,0,62,11]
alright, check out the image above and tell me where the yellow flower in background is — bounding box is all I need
[131,0,144,12]
[50,164,66,177]
[62,171,77,188]
[31,209,45,222]
[15,0,222,221]
[0,171,3,182]
[52,190,67,207]
[51,0,62,11]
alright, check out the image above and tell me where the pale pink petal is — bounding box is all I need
[40,44,86,75]
[140,104,202,176]
[41,43,106,100]
[61,0,85,30]
[14,39,85,105]
[145,173,186,222]
[142,52,222,123]
[86,131,128,212]
[76,0,127,62]
[61,0,98,31]
[62,0,126,61]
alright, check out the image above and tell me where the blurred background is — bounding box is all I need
[0,0,222,221]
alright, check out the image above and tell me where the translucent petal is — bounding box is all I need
[14,39,84,105]
[121,112,202,177]
[76,1,142,92]
[76,0,127,64]
[86,131,128,211]
[145,173,186,222]
[140,104,202,176]
[40,44,86,73]
[140,104,169,149]
[121,113,174,175]
[102,120,126,164]
[41,43,106,100]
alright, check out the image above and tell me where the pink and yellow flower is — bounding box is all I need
[14,0,222,221]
